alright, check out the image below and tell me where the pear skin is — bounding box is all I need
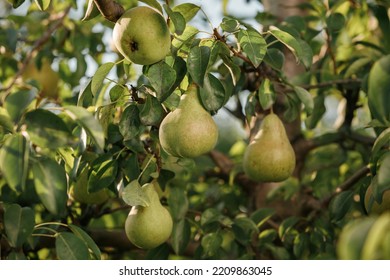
[125,182,173,249]
[113,6,171,65]
[159,84,218,158]
[22,58,59,98]
[364,178,390,215]
[243,113,296,182]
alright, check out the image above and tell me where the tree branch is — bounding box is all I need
[322,165,371,206]
[93,0,125,23]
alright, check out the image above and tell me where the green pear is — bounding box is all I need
[159,84,218,158]
[243,113,295,182]
[112,6,171,65]
[364,178,390,215]
[70,168,110,205]
[22,58,59,98]
[125,182,173,249]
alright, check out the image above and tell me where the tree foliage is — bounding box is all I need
[0,0,390,260]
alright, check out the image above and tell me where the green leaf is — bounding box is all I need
[201,232,223,257]
[172,3,200,22]
[0,107,14,133]
[368,55,390,126]
[164,4,186,35]
[77,79,93,107]
[5,89,36,123]
[326,13,346,33]
[64,105,105,152]
[268,27,305,67]
[258,78,275,110]
[264,48,285,71]
[297,39,313,70]
[168,56,187,92]
[68,225,101,260]
[187,46,211,87]
[250,208,276,228]
[221,17,240,32]
[25,109,75,149]
[7,0,26,8]
[199,73,226,112]
[172,25,199,52]
[0,134,29,192]
[33,157,67,216]
[146,243,170,260]
[167,185,189,221]
[138,94,164,126]
[139,0,163,14]
[278,216,300,241]
[55,232,90,260]
[4,204,35,248]
[118,104,142,141]
[34,0,51,10]
[82,0,100,21]
[144,61,177,102]
[305,93,326,129]
[329,190,354,222]
[237,28,267,68]
[201,208,222,226]
[88,154,118,193]
[109,84,127,102]
[232,217,258,245]
[294,86,314,115]
[171,218,191,255]
[371,127,390,165]
[293,233,309,258]
[122,180,150,207]
[91,62,115,96]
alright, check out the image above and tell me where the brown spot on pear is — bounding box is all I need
[243,113,296,182]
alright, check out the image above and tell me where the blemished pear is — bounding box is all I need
[364,178,390,215]
[243,113,296,182]
[159,84,218,158]
[125,182,173,249]
[112,6,171,65]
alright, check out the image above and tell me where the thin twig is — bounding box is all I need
[322,165,371,206]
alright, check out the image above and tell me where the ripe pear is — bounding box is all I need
[159,84,218,158]
[125,182,173,249]
[22,58,59,98]
[364,179,390,215]
[243,113,295,182]
[112,6,171,65]
[70,168,110,205]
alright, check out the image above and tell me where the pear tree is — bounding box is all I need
[0,0,390,260]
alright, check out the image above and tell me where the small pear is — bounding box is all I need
[364,177,390,215]
[125,182,173,249]
[70,168,110,205]
[243,113,295,182]
[159,84,218,158]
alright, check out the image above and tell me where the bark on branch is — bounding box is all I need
[93,0,125,22]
